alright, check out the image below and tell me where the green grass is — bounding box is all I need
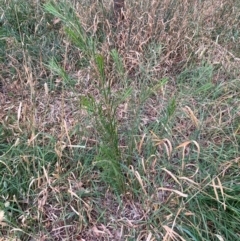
[0,0,240,240]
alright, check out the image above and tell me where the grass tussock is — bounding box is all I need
[0,0,240,240]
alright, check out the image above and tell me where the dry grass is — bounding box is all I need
[0,0,240,240]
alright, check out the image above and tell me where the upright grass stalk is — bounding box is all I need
[81,54,131,194]
[93,54,125,194]
[44,0,130,194]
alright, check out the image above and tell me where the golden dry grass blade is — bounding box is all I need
[161,168,181,186]
[183,106,199,128]
[133,168,147,196]
[179,176,199,187]
[163,225,186,241]
[137,133,146,154]
[211,177,226,210]
[176,140,200,160]
[151,131,173,159]
[0,160,13,175]
[157,187,188,198]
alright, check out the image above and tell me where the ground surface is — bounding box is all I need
[0,0,240,240]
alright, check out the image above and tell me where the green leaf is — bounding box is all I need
[95,54,105,82]
[80,95,95,113]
